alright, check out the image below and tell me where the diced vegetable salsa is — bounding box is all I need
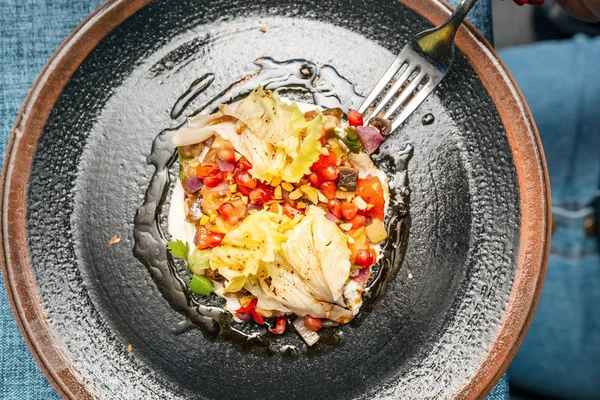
[167,87,391,345]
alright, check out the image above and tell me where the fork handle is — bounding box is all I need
[415,0,479,63]
[446,0,480,32]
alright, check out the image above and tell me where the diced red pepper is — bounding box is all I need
[235,171,257,191]
[249,184,273,204]
[217,202,239,224]
[196,163,219,179]
[320,181,337,200]
[303,315,323,331]
[328,199,343,219]
[342,202,358,220]
[206,232,224,247]
[355,249,374,268]
[203,171,224,187]
[349,215,366,230]
[356,177,385,220]
[237,298,258,314]
[308,173,320,188]
[311,149,337,172]
[237,157,253,171]
[316,165,340,182]
[270,316,287,334]
[283,203,303,219]
[347,110,363,127]
[217,148,236,163]
[197,227,224,249]
[250,308,264,325]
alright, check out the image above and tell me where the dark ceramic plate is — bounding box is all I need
[1,0,550,399]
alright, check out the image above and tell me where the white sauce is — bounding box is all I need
[168,182,198,257]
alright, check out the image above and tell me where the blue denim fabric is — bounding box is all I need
[500,35,600,400]
[0,1,508,399]
[448,0,493,42]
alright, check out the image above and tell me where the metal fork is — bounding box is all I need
[358,0,479,132]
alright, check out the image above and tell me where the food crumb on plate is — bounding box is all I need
[408,273,413,279]
[109,235,120,245]
[127,344,132,353]
[259,26,266,33]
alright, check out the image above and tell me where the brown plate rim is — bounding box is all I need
[0,0,551,399]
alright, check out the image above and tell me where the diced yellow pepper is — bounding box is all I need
[365,219,388,244]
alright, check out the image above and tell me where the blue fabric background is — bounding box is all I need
[0,1,508,399]
[501,36,600,400]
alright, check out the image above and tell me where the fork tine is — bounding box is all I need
[383,70,427,120]
[357,55,407,115]
[364,64,419,124]
[391,80,437,132]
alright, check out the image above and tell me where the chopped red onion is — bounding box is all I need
[236,312,253,322]
[356,125,385,154]
[352,268,370,285]
[325,212,339,224]
[193,232,198,246]
[203,136,215,147]
[207,181,229,193]
[293,317,320,346]
[247,203,262,212]
[184,175,204,193]
[282,188,292,203]
[216,158,235,172]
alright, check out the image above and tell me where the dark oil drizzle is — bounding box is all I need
[133,57,412,354]
[170,73,215,119]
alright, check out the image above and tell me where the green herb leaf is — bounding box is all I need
[189,274,213,296]
[188,249,211,274]
[167,240,189,261]
[335,127,362,154]
[178,168,185,182]
[177,147,194,162]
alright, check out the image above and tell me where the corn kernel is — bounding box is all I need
[270,176,282,187]
[289,188,303,200]
[339,223,353,231]
[317,191,328,203]
[353,196,368,210]
[300,185,319,205]
[296,201,307,209]
[281,182,294,192]
[199,215,210,225]
[241,196,248,205]
[229,184,237,193]
[274,185,283,200]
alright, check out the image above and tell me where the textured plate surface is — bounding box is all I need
[1,0,550,399]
